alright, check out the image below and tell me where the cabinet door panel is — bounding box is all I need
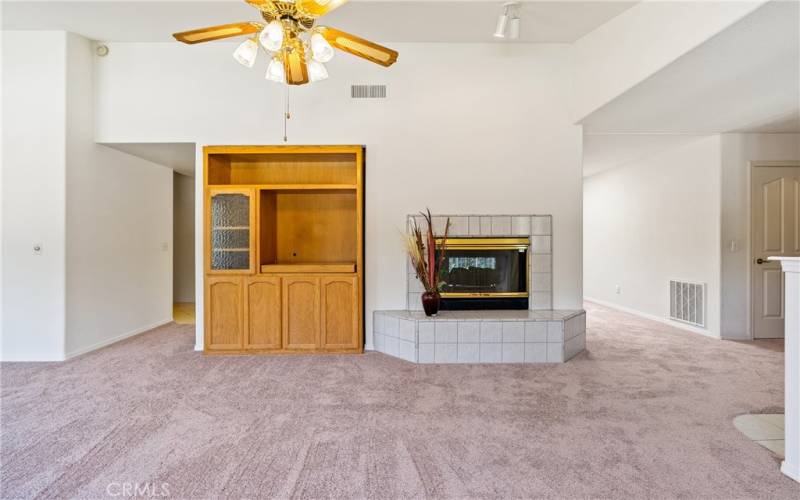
[245,277,282,349]
[206,276,243,350]
[282,277,320,349]
[207,188,256,274]
[321,276,359,349]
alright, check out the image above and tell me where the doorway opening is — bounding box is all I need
[174,171,196,324]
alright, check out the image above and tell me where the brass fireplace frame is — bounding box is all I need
[435,237,530,298]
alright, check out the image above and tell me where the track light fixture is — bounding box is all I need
[494,1,520,39]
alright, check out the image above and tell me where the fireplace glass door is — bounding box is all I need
[435,238,529,299]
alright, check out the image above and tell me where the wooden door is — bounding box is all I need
[752,165,800,339]
[205,276,244,350]
[244,277,282,350]
[206,188,256,275]
[282,277,320,350]
[321,276,359,349]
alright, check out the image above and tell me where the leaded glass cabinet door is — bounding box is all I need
[207,188,256,274]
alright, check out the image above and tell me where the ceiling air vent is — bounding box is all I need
[351,84,387,99]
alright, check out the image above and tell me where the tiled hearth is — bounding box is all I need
[375,213,586,364]
[406,214,553,310]
[373,310,586,364]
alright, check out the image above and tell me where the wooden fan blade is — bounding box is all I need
[284,39,309,85]
[295,0,348,18]
[173,22,261,44]
[317,27,398,67]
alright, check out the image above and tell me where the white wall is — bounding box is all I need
[173,172,195,303]
[64,33,174,358]
[93,42,584,349]
[1,32,67,361]
[1,32,174,361]
[584,135,722,337]
[720,133,800,339]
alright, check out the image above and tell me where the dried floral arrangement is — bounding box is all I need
[404,209,451,294]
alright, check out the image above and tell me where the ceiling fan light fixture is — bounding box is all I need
[265,56,286,83]
[232,37,259,67]
[260,20,284,52]
[172,0,399,86]
[308,60,329,82]
[310,33,334,62]
[508,17,520,39]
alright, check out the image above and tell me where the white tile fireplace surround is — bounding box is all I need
[373,213,587,364]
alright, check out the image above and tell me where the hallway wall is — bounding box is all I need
[64,34,174,358]
[173,172,195,303]
[584,135,722,337]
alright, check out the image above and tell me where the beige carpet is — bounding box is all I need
[1,302,797,499]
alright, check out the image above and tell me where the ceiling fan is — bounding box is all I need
[172,0,399,85]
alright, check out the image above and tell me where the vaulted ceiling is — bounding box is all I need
[2,0,637,43]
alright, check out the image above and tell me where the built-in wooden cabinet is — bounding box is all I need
[203,146,364,354]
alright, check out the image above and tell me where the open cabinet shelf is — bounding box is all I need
[208,184,358,191]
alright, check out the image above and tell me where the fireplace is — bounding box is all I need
[436,237,529,310]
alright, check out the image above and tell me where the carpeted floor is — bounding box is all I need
[1,302,797,499]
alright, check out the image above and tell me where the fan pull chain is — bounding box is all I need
[283,85,290,142]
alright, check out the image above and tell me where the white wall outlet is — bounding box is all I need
[729,240,738,252]
[615,284,621,294]
[33,243,42,255]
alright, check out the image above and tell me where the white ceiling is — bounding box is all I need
[581,0,800,134]
[1,0,638,43]
[104,143,196,176]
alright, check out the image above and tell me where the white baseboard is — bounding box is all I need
[584,297,719,339]
[64,318,173,359]
[194,343,203,351]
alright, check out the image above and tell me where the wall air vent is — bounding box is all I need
[351,84,387,99]
[669,280,706,328]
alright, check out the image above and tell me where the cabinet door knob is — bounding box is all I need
[756,258,767,264]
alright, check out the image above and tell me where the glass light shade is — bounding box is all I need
[232,38,258,68]
[508,17,520,39]
[494,14,508,38]
[265,57,286,83]
[259,20,284,52]
[310,33,334,63]
[307,60,329,82]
